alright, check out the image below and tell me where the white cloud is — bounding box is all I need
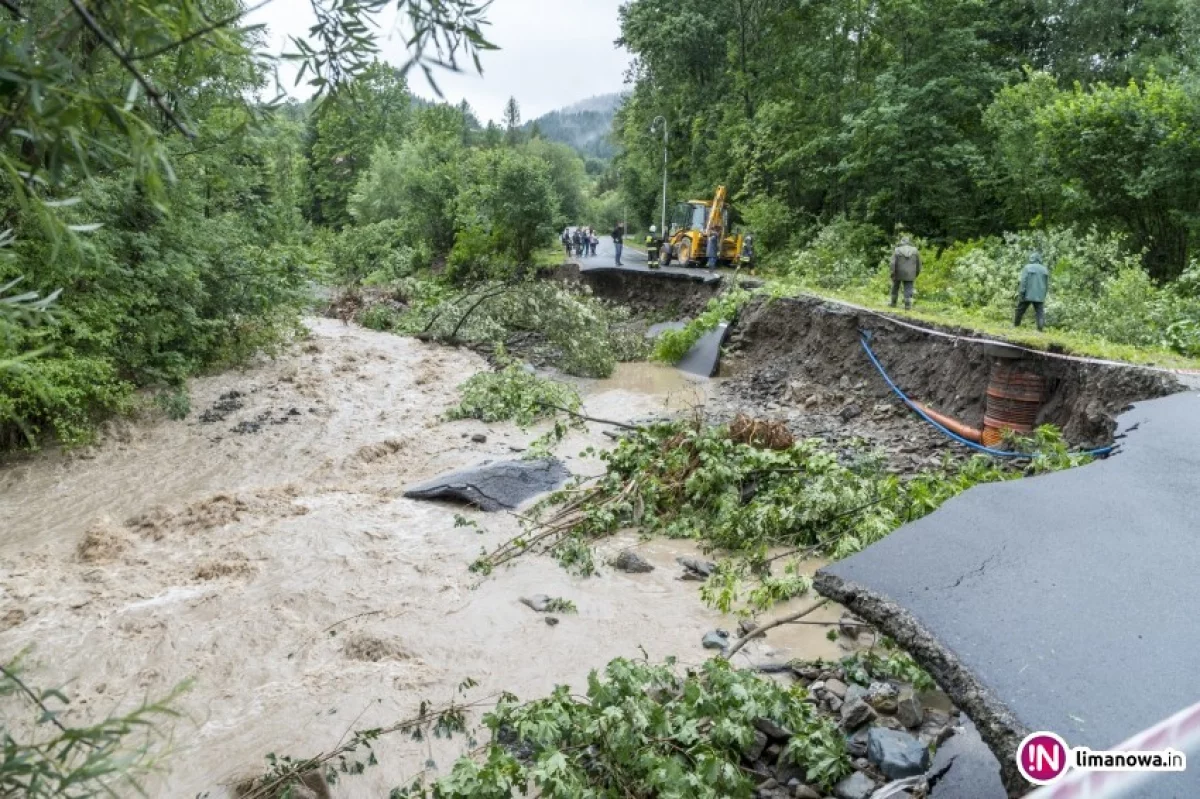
[248,0,631,123]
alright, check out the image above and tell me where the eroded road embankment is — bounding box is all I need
[817,390,1200,797]
[0,319,850,797]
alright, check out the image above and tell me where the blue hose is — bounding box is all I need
[858,333,1114,459]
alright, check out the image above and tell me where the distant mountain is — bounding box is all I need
[528,92,626,160]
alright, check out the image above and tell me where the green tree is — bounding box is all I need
[456,148,559,268]
[304,62,413,228]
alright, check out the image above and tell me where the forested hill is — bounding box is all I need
[528,93,624,160]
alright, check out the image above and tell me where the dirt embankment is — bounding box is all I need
[567,265,722,317]
[725,295,1182,447]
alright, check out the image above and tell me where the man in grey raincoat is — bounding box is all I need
[889,236,921,310]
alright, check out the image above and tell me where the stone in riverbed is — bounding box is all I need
[867,681,900,714]
[833,770,877,799]
[840,696,877,731]
[867,727,931,780]
[404,458,569,511]
[678,556,717,580]
[611,550,655,573]
[702,630,730,650]
[824,677,848,698]
[520,595,551,612]
[896,690,923,729]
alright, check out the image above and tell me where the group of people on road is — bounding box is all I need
[889,236,1050,331]
[562,227,599,259]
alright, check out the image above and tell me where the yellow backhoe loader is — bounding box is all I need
[660,185,753,268]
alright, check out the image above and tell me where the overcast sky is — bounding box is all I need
[248,0,632,123]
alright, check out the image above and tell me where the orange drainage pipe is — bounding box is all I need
[910,401,983,444]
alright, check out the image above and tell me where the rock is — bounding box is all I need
[852,757,871,772]
[471,433,487,443]
[792,664,821,681]
[702,630,729,650]
[824,678,848,699]
[840,696,877,731]
[896,691,923,729]
[809,680,826,694]
[838,613,866,637]
[677,556,718,580]
[826,696,843,713]
[804,394,820,409]
[866,728,932,780]
[839,404,863,422]
[833,770,877,799]
[611,550,655,573]
[755,717,792,740]
[545,616,559,627]
[793,785,822,799]
[746,729,769,761]
[404,458,570,512]
[845,684,868,704]
[773,750,806,786]
[838,375,853,390]
[876,715,906,731]
[756,778,789,799]
[847,727,871,758]
[867,682,899,714]
[521,595,551,612]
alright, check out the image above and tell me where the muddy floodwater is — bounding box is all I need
[0,320,851,796]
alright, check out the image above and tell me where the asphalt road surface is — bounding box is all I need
[566,228,726,281]
[818,389,1200,798]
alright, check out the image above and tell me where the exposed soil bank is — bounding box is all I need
[726,294,1183,446]
[569,264,722,317]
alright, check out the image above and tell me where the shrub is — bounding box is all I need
[786,216,887,289]
[447,359,581,426]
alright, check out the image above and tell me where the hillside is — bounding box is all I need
[529,92,624,160]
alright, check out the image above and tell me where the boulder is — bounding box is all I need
[702,630,729,650]
[611,550,655,573]
[824,678,848,699]
[755,717,793,740]
[678,556,718,580]
[866,728,932,780]
[833,770,877,799]
[840,696,877,731]
[793,785,822,799]
[745,729,769,762]
[867,682,899,714]
[404,458,569,511]
[896,691,923,729]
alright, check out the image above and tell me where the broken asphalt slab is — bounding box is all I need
[678,322,730,378]
[403,458,570,512]
[815,390,1200,797]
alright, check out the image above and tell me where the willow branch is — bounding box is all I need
[725,598,830,659]
[67,0,196,138]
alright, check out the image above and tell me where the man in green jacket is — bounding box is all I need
[1015,251,1050,331]
[889,236,921,309]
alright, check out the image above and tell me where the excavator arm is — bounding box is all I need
[705,185,728,236]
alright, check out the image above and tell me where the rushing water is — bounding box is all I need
[0,321,850,796]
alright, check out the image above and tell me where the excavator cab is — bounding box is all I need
[662,186,751,268]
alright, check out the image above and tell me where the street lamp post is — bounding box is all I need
[651,116,668,235]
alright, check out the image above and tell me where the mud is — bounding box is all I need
[724,294,1182,447]
[566,264,723,317]
[0,320,850,797]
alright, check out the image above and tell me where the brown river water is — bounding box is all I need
[0,319,850,796]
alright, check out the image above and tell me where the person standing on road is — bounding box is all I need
[1015,251,1050,331]
[612,223,624,266]
[589,228,598,257]
[561,228,572,259]
[571,228,582,257]
[706,230,720,269]
[889,236,921,310]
